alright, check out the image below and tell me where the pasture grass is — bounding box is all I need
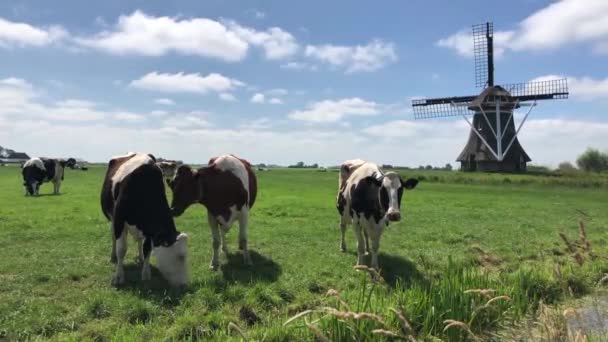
[0,166,607,340]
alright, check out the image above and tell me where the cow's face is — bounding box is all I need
[379,172,418,222]
[24,180,40,196]
[22,166,43,196]
[169,166,199,216]
[153,233,189,287]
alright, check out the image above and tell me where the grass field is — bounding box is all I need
[1,166,607,341]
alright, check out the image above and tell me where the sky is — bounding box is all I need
[0,0,607,167]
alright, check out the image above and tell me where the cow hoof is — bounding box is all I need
[243,255,253,266]
[209,263,219,271]
[141,268,151,281]
[110,255,117,264]
[340,243,347,252]
[111,274,125,286]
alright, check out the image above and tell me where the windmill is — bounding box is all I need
[412,22,569,172]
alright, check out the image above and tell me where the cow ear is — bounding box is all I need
[148,154,156,162]
[401,178,419,190]
[176,165,192,177]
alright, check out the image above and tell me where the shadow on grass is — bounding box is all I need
[221,250,281,283]
[117,264,193,307]
[31,193,66,197]
[376,253,427,287]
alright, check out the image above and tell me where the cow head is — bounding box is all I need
[22,165,45,196]
[152,232,189,287]
[169,165,200,216]
[157,161,178,184]
[372,172,418,222]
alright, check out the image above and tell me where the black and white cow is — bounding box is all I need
[100,152,189,287]
[337,162,418,269]
[169,154,257,270]
[22,157,67,196]
[337,159,367,252]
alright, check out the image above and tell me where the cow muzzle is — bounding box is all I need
[387,212,401,222]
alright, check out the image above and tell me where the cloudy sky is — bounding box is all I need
[0,0,607,166]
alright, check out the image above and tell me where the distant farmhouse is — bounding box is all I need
[0,146,30,166]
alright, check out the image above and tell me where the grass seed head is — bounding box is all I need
[228,322,248,341]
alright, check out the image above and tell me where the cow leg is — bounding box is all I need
[53,180,61,195]
[136,237,144,264]
[353,220,366,266]
[141,238,152,281]
[221,228,229,256]
[112,226,128,286]
[370,231,381,270]
[364,231,370,255]
[238,207,252,266]
[109,223,117,263]
[340,216,347,252]
[208,214,221,270]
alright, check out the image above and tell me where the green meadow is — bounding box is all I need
[1,166,607,341]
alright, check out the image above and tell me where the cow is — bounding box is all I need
[156,161,180,186]
[337,162,418,270]
[169,154,257,270]
[337,159,367,252]
[100,152,189,287]
[22,157,68,196]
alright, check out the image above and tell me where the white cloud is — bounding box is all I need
[163,114,212,128]
[529,75,608,100]
[239,117,273,130]
[438,0,608,57]
[130,72,244,94]
[74,10,249,61]
[150,110,168,117]
[225,21,299,60]
[0,78,146,123]
[266,88,288,96]
[155,98,175,105]
[219,93,238,102]
[0,17,67,48]
[288,98,379,123]
[305,39,397,73]
[280,61,318,71]
[113,111,145,122]
[269,97,283,104]
[250,93,265,103]
[437,29,514,58]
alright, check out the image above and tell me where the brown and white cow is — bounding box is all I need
[22,157,68,196]
[169,154,257,270]
[100,152,189,287]
[337,159,367,252]
[337,162,418,269]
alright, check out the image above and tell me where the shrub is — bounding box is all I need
[576,148,608,173]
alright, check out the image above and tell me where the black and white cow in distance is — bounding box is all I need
[156,160,180,187]
[100,152,189,287]
[337,162,418,270]
[22,157,68,196]
[170,154,257,270]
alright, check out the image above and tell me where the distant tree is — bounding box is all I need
[257,163,267,168]
[311,163,318,168]
[444,163,453,171]
[425,165,433,170]
[557,161,577,173]
[297,161,305,168]
[418,165,425,170]
[576,148,608,173]
[382,164,393,169]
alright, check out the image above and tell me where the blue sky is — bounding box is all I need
[0,0,606,166]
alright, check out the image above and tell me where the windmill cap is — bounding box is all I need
[468,86,520,111]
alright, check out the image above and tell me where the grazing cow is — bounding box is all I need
[22,157,67,196]
[169,154,257,270]
[337,159,367,252]
[337,162,418,269]
[100,152,189,287]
